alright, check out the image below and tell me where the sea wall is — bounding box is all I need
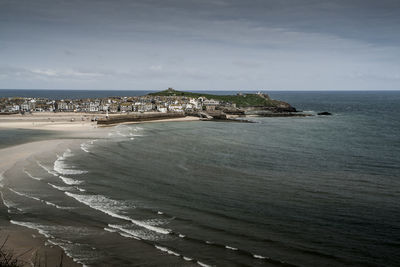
[97,112,185,125]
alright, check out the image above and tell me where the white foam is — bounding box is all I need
[37,161,59,177]
[23,170,42,181]
[44,201,74,210]
[197,261,212,267]
[142,218,170,226]
[10,220,53,238]
[157,211,163,215]
[107,224,142,240]
[154,245,180,257]
[120,232,133,238]
[0,191,19,210]
[9,188,41,202]
[60,176,83,185]
[225,245,238,251]
[48,183,72,191]
[76,187,86,192]
[80,143,90,153]
[65,192,170,235]
[104,227,117,233]
[253,254,266,259]
[178,234,186,238]
[183,257,193,261]
[9,188,72,210]
[47,239,91,267]
[54,149,88,175]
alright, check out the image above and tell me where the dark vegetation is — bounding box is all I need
[0,235,67,267]
[148,88,287,108]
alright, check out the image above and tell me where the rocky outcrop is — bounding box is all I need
[317,112,332,115]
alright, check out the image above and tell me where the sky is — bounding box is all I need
[0,0,399,90]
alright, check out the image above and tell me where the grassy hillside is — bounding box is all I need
[148,89,285,108]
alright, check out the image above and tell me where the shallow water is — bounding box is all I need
[0,128,57,149]
[1,91,399,266]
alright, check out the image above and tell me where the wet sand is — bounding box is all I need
[0,113,200,266]
[0,140,83,266]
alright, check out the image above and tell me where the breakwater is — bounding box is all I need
[97,112,185,125]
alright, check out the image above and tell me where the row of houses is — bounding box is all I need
[0,96,225,114]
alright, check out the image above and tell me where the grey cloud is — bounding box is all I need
[0,0,399,90]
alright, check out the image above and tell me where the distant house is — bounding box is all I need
[109,104,119,113]
[168,104,183,112]
[120,103,133,112]
[189,98,200,110]
[55,101,68,111]
[157,106,168,113]
[89,102,99,112]
[203,99,220,112]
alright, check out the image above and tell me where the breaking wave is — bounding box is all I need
[54,149,88,175]
[59,176,83,185]
[24,169,43,181]
[64,192,170,235]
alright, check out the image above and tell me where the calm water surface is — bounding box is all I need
[1,91,399,266]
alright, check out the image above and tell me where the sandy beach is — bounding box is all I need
[0,112,201,266]
[0,113,110,266]
[0,112,200,131]
[0,140,83,266]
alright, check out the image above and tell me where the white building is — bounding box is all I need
[168,104,183,112]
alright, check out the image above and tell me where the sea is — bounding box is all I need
[0,90,399,266]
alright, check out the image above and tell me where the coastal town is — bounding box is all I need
[0,88,234,115]
[0,88,303,122]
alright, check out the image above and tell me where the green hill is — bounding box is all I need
[148,88,288,108]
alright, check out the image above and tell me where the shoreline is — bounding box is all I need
[0,123,198,266]
[0,139,84,266]
[0,112,201,131]
[0,116,113,266]
[0,116,201,266]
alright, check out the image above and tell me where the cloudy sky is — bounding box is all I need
[0,0,399,90]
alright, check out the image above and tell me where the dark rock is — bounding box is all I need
[317,112,332,116]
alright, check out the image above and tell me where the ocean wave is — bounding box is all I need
[253,254,266,259]
[9,188,73,210]
[10,220,53,238]
[0,191,23,212]
[107,224,143,240]
[23,169,43,181]
[141,218,171,226]
[48,183,72,191]
[11,221,99,266]
[80,143,90,153]
[9,188,41,201]
[109,126,145,140]
[37,161,59,177]
[154,245,180,257]
[80,140,97,153]
[104,227,117,233]
[54,149,88,175]
[225,245,238,251]
[47,239,97,267]
[197,261,212,267]
[59,176,83,185]
[65,192,170,235]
